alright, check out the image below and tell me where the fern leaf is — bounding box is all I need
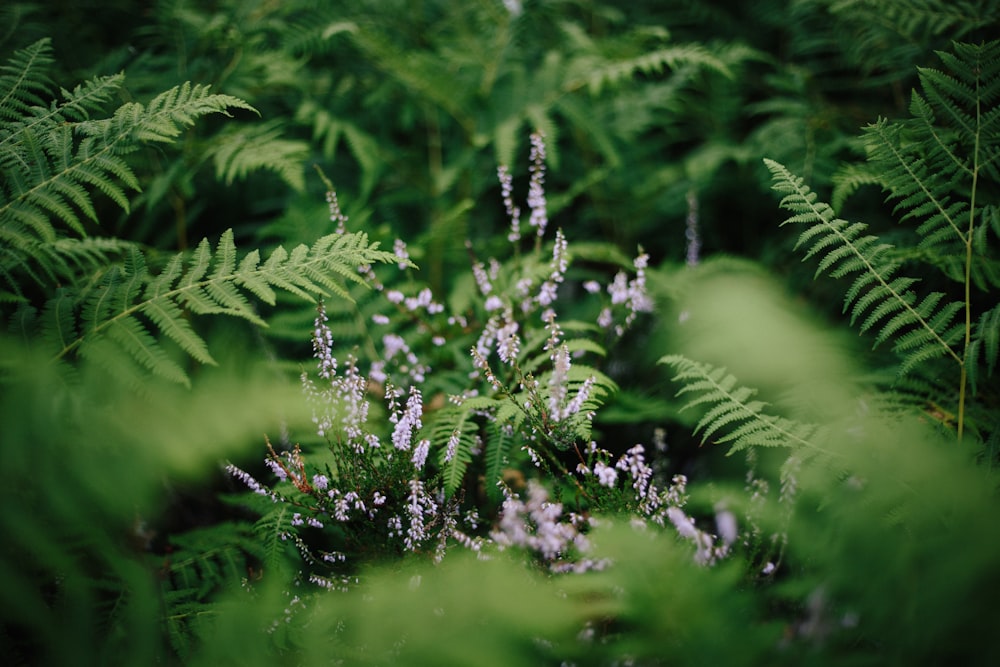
[863,116,967,250]
[254,505,297,570]
[211,120,308,192]
[142,296,215,366]
[660,354,825,454]
[0,38,54,121]
[483,418,516,503]
[968,304,1000,392]
[39,288,76,353]
[55,229,398,386]
[99,315,190,385]
[96,82,257,146]
[567,42,730,96]
[429,405,478,498]
[0,41,256,302]
[765,158,963,371]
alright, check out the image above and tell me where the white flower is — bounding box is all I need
[594,461,618,488]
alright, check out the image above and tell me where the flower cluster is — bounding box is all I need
[228,132,676,589]
[575,440,740,566]
[491,481,608,573]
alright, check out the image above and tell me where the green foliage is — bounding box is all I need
[11,226,398,388]
[765,157,966,373]
[430,402,486,498]
[3,4,1000,666]
[660,354,827,455]
[765,39,1000,440]
[0,336,314,665]
[0,38,257,297]
[0,38,402,387]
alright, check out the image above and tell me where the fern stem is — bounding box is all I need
[957,77,983,442]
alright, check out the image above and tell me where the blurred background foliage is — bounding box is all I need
[2,0,999,664]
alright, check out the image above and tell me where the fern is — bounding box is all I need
[563,32,732,96]
[482,415,517,503]
[210,120,310,192]
[0,39,258,299]
[36,228,400,387]
[253,505,299,572]
[659,354,827,455]
[765,158,965,374]
[766,40,1000,439]
[428,402,484,498]
[861,44,1000,258]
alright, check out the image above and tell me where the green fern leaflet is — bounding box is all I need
[42,229,399,387]
[660,354,826,455]
[765,158,964,375]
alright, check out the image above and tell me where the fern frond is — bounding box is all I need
[253,505,298,570]
[830,162,882,212]
[968,303,1000,392]
[566,41,730,96]
[86,81,257,147]
[855,41,1000,263]
[429,404,480,498]
[53,229,397,386]
[210,120,308,192]
[765,158,963,371]
[483,417,516,503]
[864,115,968,250]
[0,38,54,121]
[659,354,826,455]
[39,288,77,354]
[0,41,257,299]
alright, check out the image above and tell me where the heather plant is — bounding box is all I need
[226,133,738,588]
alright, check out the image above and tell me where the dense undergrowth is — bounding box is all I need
[1,1,999,665]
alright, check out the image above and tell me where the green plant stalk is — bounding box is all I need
[958,83,982,442]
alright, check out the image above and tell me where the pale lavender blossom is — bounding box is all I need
[326,189,348,235]
[483,296,502,313]
[443,430,461,463]
[542,309,563,351]
[393,238,410,269]
[472,260,493,295]
[496,316,521,365]
[547,345,571,421]
[583,280,601,294]
[498,165,522,242]
[491,481,591,569]
[536,280,559,307]
[536,229,568,306]
[266,457,288,481]
[226,464,274,499]
[412,438,430,469]
[404,287,443,314]
[312,302,337,380]
[686,188,700,267]
[503,0,522,17]
[527,132,548,237]
[608,271,629,305]
[312,474,329,491]
[561,375,596,420]
[404,479,437,551]
[616,444,653,499]
[715,505,738,546]
[597,307,613,329]
[594,460,618,487]
[391,386,424,451]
